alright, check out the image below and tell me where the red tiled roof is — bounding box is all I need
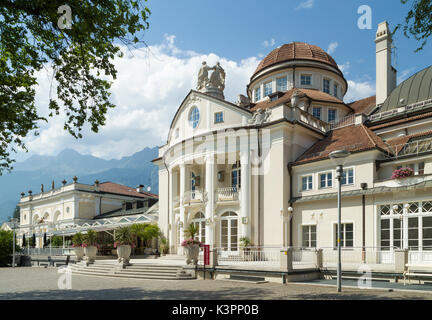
[253,42,341,78]
[294,124,391,164]
[99,182,158,199]
[348,96,376,115]
[250,88,347,112]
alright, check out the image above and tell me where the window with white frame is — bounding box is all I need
[379,201,432,252]
[301,74,312,86]
[264,81,273,97]
[328,108,337,123]
[333,83,338,97]
[301,175,313,191]
[254,87,261,102]
[302,225,317,248]
[319,172,333,189]
[334,223,353,248]
[276,77,287,92]
[231,161,241,190]
[341,168,354,185]
[396,162,425,175]
[214,112,224,124]
[312,107,322,120]
[323,78,330,94]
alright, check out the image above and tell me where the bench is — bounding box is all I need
[403,264,432,285]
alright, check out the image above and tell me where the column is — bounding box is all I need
[205,154,215,247]
[179,164,186,254]
[240,150,251,239]
[168,167,174,252]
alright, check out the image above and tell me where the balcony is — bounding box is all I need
[387,136,432,159]
[217,187,240,202]
[184,189,204,203]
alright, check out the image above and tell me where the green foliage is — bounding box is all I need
[184,223,199,239]
[51,235,63,247]
[115,226,133,245]
[72,232,84,246]
[0,230,21,266]
[159,235,169,254]
[129,223,160,247]
[239,237,252,248]
[395,0,432,51]
[83,230,98,245]
[0,0,151,173]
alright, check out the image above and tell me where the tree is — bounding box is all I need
[0,230,21,266]
[12,206,20,222]
[0,1,151,173]
[395,0,432,51]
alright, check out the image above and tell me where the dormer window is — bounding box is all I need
[323,78,330,94]
[301,74,312,86]
[254,87,261,102]
[276,77,287,92]
[333,83,339,98]
[312,107,322,120]
[264,81,273,97]
[328,108,337,122]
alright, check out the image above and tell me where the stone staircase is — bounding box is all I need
[69,261,195,280]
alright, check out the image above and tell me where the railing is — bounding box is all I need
[388,137,432,159]
[328,114,355,131]
[292,108,328,133]
[184,189,204,202]
[320,247,395,264]
[215,247,280,265]
[292,248,319,268]
[217,187,239,201]
[25,246,75,256]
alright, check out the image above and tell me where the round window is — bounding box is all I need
[189,106,200,129]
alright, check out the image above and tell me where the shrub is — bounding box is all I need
[114,226,135,248]
[51,235,63,247]
[181,238,203,247]
[83,230,99,247]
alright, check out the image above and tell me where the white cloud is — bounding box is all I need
[295,0,314,10]
[338,61,351,75]
[262,38,276,48]
[327,41,338,55]
[344,80,376,103]
[23,35,260,160]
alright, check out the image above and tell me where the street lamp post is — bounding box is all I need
[11,218,18,268]
[329,149,350,293]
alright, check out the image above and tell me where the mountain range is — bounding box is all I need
[0,147,159,222]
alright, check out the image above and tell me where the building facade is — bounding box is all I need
[154,21,432,264]
[17,180,158,248]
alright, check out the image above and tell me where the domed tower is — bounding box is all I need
[248,42,347,102]
[245,42,352,124]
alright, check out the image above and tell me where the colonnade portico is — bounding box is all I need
[168,149,252,254]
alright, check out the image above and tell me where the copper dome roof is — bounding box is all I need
[252,42,341,79]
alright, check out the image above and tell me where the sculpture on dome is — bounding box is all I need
[197,61,226,91]
[208,62,226,91]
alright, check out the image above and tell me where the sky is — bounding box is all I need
[15,0,432,162]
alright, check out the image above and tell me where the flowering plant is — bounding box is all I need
[391,167,415,179]
[82,242,100,249]
[181,238,203,247]
[83,229,99,248]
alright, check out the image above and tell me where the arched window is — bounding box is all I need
[220,211,238,252]
[189,106,200,129]
[192,212,206,244]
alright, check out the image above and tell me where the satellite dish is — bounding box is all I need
[146,186,151,192]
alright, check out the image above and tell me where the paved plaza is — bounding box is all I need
[0,267,431,300]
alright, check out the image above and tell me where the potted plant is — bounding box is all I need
[391,167,415,179]
[239,237,252,261]
[114,226,135,267]
[181,224,203,265]
[159,235,169,256]
[72,232,85,262]
[83,229,99,264]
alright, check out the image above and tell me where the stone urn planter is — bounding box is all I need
[84,245,98,265]
[116,244,131,267]
[184,244,200,265]
[74,246,84,262]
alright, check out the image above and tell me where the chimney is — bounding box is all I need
[375,21,397,105]
[136,184,144,193]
